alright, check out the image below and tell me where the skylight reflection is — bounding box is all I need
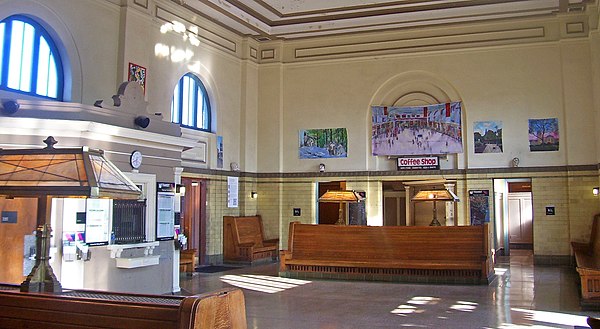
[510,308,589,327]
[220,274,311,294]
[494,267,508,276]
[450,301,478,312]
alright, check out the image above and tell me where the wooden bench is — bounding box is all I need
[280,222,492,284]
[0,285,246,329]
[180,249,197,274]
[223,215,278,263]
[572,214,600,303]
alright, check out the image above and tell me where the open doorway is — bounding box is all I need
[493,178,533,256]
[180,178,207,266]
[317,181,345,224]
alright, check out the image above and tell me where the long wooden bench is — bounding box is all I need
[572,214,600,304]
[223,215,278,263]
[280,222,492,284]
[0,285,246,329]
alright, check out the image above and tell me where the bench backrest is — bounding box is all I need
[591,214,600,256]
[287,223,486,263]
[224,216,266,247]
[0,286,246,329]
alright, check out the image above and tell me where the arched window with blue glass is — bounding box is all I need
[171,73,211,132]
[0,15,63,100]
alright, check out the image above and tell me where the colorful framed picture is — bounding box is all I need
[371,102,463,156]
[473,121,503,153]
[299,128,348,159]
[128,62,147,93]
[217,136,224,169]
[528,118,559,152]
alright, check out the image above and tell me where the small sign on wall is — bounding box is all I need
[546,206,556,216]
[397,156,440,170]
[1,211,17,224]
[293,208,301,216]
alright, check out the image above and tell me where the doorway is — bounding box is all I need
[493,179,533,256]
[180,178,207,265]
[382,181,406,226]
[507,182,533,250]
[318,181,345,225]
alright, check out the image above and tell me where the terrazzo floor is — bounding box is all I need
[179,250,600,329]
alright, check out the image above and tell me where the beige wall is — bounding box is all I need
[261,42,596,173]
[1,0,600,264]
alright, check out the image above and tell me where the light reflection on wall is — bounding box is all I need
[154,43,194,63]
[155,20,200,64]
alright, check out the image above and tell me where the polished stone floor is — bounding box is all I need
[179,250,600,329]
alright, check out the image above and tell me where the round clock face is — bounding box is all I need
[130,150,142,169]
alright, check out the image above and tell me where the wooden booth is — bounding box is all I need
[223,215,279,263]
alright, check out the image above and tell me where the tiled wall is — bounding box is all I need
[191,168,600,264]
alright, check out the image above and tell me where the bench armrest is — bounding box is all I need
[263,238,279,245]
[572,241,590,253]
[280,250,290,272]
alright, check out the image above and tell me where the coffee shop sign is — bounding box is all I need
[397,156,440,170]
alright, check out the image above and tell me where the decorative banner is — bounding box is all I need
[299,128,348,159]
[529,118,559,152]
[217,136,223,169]
[469,190,490,226]
[128,62,146,93]
[371,102,463,156]
[397,156,439,170]
[474,121,503,153]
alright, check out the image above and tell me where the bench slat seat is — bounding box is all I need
[284,258,484,270]
[280,222,492,284]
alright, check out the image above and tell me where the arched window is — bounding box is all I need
[0,15,63,100]
[171,73,211,132]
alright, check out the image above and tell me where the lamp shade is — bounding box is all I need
[411,189,459,202]
[0,137,142,199]
[319,190,364,203]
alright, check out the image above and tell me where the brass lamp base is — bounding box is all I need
[20,224,62,293]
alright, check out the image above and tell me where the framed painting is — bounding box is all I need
[128,62,147,93]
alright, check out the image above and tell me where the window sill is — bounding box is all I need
[115,255,160,269]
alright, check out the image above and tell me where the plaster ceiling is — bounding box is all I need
[178,0,593,40]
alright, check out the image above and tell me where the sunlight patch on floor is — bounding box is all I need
[220,274,311,294]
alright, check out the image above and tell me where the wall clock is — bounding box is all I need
[130,150,142,169]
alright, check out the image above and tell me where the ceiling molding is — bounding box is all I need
[175,0,594,40]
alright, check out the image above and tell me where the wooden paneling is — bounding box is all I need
[0,198,37,284]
